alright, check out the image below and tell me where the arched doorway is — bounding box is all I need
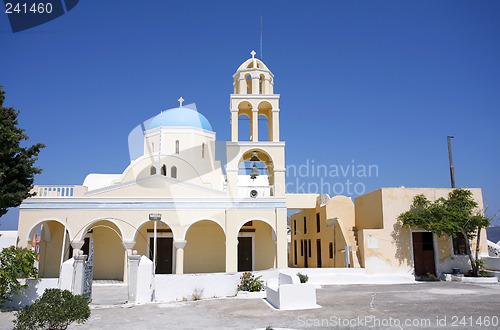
[237,220,276,271]
[184,220,226,273]
[133,220,174,274]
[27,220,69,278]
[82,220,125,280]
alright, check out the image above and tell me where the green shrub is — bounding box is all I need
[0,246,38,304]
[297,272,309,283]
[237,272,265,292]
[13,289,90,330]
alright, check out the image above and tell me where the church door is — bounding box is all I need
[150,237,173,274]
[238,236,253,271]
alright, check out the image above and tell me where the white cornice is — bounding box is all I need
[226,141,285,147]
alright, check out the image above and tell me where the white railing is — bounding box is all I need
[35,186,74,197]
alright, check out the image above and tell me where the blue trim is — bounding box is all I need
[20,201,287,210]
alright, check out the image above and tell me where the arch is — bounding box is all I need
[259,74,265,94]
[171,166,177,179]
[132,219,180,242]
[258,114,268,141]
[183,219,226,273]
[182,218,226,241]
[245,73,252,94]
[150,166,156,175]
[161,164,167,176]
[237,217,276,235]
[238,113,251,141]
[237,219,277,271]
[77,218,125,241]
[237,148,275,166]
[26,218,71,242]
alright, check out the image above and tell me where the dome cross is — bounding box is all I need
[250,50,256,59]
[178,97,184,107]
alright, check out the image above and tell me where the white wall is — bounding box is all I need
[2,278,59,309]
[0,230,18,250]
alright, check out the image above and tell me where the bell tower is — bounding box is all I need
[226,51,285,198]
[230,50,280,143]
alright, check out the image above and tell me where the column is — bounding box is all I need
[127,250,141,303]
[174,240,187,274]
[272,110,280,142]
[225,209,239,273]
[122,241,136,284]
[70,241,84,257]
[239,77,247,94]
[73,251,87,295]
[275,208,288,269]
[231,111,239,142]
[251,76,259,94]
[251,109,258,142]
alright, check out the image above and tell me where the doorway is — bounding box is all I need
[149,237,173,274]
[412,232,436,276]
[238,236,253,271]
[316,239,322,268]
[304,240,308,268]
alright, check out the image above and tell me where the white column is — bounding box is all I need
[127,250,141,302]
[72,252,87,295]
[239,77,247,94]
[174,240,187,274]
[251,76,259,94]
[276,208,288,269]
[231,111,239,142]
[251,109,258,142]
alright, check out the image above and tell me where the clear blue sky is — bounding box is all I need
[1,0,499,230]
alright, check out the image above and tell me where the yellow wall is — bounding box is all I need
[39,221,64,278]
[184,221,226,273]
[253,220,276,270]
[290,195,355,269]
[91,221,125,280]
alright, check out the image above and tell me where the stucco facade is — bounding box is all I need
[17,52,288,280]
[291,187,489,277]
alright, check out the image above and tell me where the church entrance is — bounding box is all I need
[238,236,253,271]
[150,237,173,274]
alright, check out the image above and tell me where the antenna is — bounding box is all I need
[260,15,263,59]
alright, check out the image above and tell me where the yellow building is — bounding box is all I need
[291,188,489,276]
[17,51,288,281]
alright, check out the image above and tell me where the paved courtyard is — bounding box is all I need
[1,282,500,329]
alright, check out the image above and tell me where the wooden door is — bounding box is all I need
[238,236,253,271]
[316,239,322,268]
[304,240,308,268]
[412,232,436,276]
[150,237,173,274]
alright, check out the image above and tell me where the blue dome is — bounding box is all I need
[148,107,213,131]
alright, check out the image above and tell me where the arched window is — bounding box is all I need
[202,143,205,159]
[171,166,177,179]
[259,74,265,94]
[245,74,252,94]
[150,166,156,175]
[161,164,167,176]
[175,140,179,154]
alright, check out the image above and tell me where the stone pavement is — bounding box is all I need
[1,282,500,329]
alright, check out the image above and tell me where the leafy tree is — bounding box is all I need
[0,85,45,218]
[398,189,491,277]
[13,288,90,330]
[0,246,38,304]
